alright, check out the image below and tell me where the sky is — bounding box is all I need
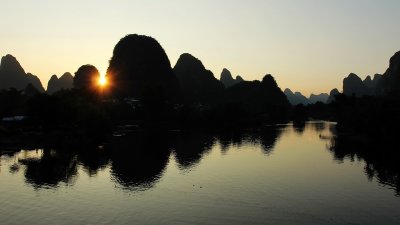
[1,0,400,96]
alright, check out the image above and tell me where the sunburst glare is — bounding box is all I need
[99,76,107,86]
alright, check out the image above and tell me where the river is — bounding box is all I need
[0,121,399,225]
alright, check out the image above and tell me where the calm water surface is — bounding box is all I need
[1,122,399,225]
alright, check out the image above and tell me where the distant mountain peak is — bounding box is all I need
[220,68,236,88]
[0,54,26,76]
[343,73,370,97]
[284,88,310,105]
[330,88,339,95]
[261,74,278,88]
[348,72,359,78]
[222,68,230,73]
[363,75,375,88]
[220,68,245,88]
[221,68,234,79]
[0,54,44,92]
[60,72,73,79]
[327,88,340,103]
[309,93,329,104]
[47,72,73,94]
[373,74,382,80]
[176,53,206,71]
[389,51,400,74]
[235,75,244,82]
[174,53,223,103]
[284,88,293,94]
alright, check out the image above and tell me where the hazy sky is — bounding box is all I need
[1,0,399,95]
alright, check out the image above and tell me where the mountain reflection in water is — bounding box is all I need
[1,122,399,195]
[328,131,400,196]
[0,126,286,191]
[1,121,400,225]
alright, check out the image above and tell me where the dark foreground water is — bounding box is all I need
[1,121,399,225]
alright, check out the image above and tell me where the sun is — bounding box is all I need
[99,76,107,86]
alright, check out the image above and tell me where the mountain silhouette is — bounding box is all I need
[337,52,400,97]
[284,88,309,105]
[333,51,400,143]
[47,72,73,94]
[284,89,332,105]
[368,74,383,90]
[309,93,329,104]
[327,88,340,103]
[106,34,180,100]
[47,75,59,93]
[220,68,235,87]
[343,73,371,97]
[26,73,44,93]
[220,68,244,88]
[376,50,400,96]
[0,54,44,92]
[74,65,100,92]
[173,53,224,103]
[222,74,289,118]
[236,75,244,83]
[363,75,372,87]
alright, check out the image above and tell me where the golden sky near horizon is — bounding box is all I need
[1,0,399,96]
